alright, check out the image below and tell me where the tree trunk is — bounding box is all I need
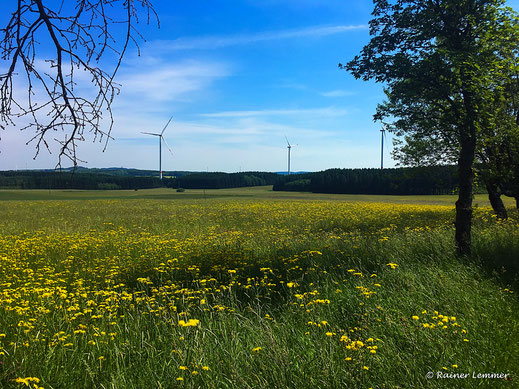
[456,141,475,256]
[486,182,508,219]
[456,84,477,257]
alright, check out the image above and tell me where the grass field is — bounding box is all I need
[0,187,518,388]
[1,185,517,206]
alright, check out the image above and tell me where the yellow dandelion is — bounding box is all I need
[14,377,40,386]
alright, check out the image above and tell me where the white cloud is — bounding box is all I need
[1,54,232,166]
[117,60,229,102]
[0,113,394,171]
[199,107,349,118]
[151,24,368,51]
[0,22,385,171]
[114,115,337,141]
[320,89,354,97]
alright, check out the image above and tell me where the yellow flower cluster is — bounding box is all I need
[178,319,200,327]
[413,310,465,333]
[14,376,42,387]
[0,199,507,385]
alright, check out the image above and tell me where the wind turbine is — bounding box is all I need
[380,123,387,169]
[142,117,174,179]
[285,136,297,175]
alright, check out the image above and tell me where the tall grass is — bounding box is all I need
[0,197,517,388]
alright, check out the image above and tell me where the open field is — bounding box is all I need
[0,188,518,388]
[0,185,517,207]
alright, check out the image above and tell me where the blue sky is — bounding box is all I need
[2,0,519,172]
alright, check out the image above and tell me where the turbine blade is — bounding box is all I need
[161,136,173,155]
[285,135,291,147]
[142,132,160,136]
[160,116,173,136]
[381,123,387,139]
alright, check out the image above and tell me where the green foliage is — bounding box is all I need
[278,179,311,192]
[273,166,479,195]
[168,172,280,189]
[0,171,164,190]
[344,0,519,162]
[97,183,122,190]
[344,0,519,254]
[0,171,281,191]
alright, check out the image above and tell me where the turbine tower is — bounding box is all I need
[380,123,387,169]
[142,117,174,179]
[285,136,297,175]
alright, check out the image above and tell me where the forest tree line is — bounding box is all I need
[273,166,477,195]
[166,172,279,189]
[0,170,279,190]
[0,171,163,190]
[4,167,519,210]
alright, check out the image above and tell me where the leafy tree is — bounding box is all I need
[344,0,519,255]
[1,0,156,166]
[389,27,519,218]
[477,94,519,218]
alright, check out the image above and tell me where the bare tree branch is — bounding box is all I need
[0,0,157,167]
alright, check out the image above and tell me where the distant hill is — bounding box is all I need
[35,166,194,178]
[275,171,311,175]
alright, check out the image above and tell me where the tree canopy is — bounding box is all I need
[344,0,519,255]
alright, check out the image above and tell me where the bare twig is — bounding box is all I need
[0,0,158,167]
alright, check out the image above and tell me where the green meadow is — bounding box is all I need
[0,187,517,388]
